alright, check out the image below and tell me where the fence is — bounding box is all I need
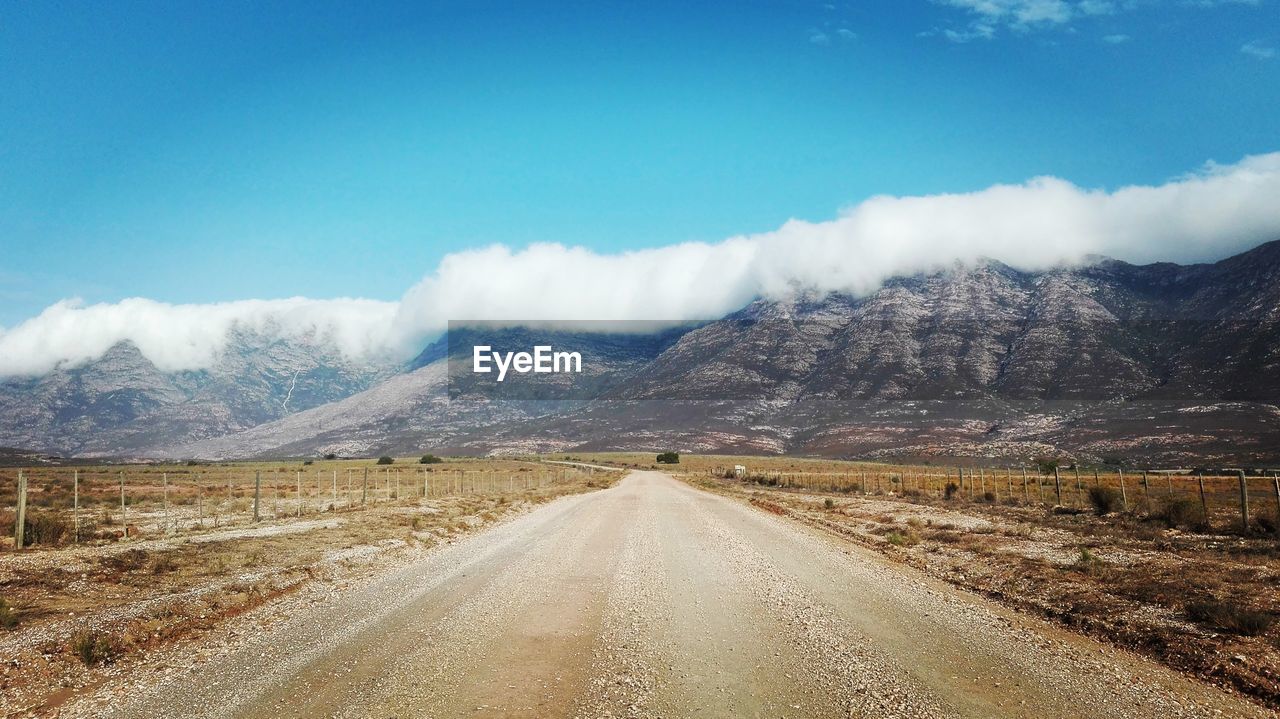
[3,462,585,550]
[712,465,1280,532]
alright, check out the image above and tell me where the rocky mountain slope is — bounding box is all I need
[0,330,398,456]
[154,241,1280,465]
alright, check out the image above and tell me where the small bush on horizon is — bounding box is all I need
[420,454,444,464]
[376,456,394,465]
[656,451,680,464]
[324,453,337,460]
[1034,456,1062,475]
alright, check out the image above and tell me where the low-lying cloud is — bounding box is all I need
[3,152,1280,377]
[0,298,398,376]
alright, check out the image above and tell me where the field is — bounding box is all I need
[568,452,1280,534]
[0,457,613,717]
[4,452,1278,717]
[562,453,1280,709]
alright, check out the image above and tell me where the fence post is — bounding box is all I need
[296,470,302,517]
[332,470,337,507]
[1054,467,1063,506]
[1197,474,1208,525]
[14,471,27,550]
[253,470,261,522]
[73,469,80,544]
[362,467,368,505]
[1118,469,1127,512]
[1238,470,1249,533]
[163,472,169,532]
[959,468,965,497]
[1021,466,1029,502]
[1141,470,1149,504]
[1273,471,1280,516]
[120,472,127,540]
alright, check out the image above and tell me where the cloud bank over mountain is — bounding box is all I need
[0,298,399,376]
[3,152,1279,377]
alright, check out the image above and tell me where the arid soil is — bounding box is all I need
[0,468,612,718]
[28,472,1274,718]
[689,473,1280,711]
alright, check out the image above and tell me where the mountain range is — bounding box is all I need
[4,240,1279,466]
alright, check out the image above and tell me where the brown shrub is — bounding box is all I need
[149,554,180,574]
[98,549,149,574]
[70,629,124,666]
[1186,600,1274,637]
[1155,496,1205,530]
[0,510,74,546]
[1087,486,1122,515]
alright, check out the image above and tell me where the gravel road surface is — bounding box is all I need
[71,472,1270,718]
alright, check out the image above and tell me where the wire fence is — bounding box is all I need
[712,464,1280,533]
[2,461,593,549]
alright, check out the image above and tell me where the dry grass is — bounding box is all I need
[0,459,617,716]
[680,462,1280,710]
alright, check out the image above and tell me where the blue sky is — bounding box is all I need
[1,0,1277,326]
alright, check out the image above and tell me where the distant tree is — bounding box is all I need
[323,453,337,460]
[376,456,394,465]
[656,451,680,464]
[1034,456,1061,475]
[302,459,314,466]
[419,454,444,464]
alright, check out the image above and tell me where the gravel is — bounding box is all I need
[55,471,1271,719]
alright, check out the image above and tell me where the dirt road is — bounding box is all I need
[71,472,1269,719]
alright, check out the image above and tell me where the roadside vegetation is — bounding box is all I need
[565,451,1280,711]
[0,457,615,716]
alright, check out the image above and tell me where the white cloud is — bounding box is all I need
[389,151,1280,346]
[933,0,1253,40]
[935,0,1079,37]
[1241,40,1276,59]
[3,153,1280,377]
[1102,33,1131,43]
[0,297,398,376]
